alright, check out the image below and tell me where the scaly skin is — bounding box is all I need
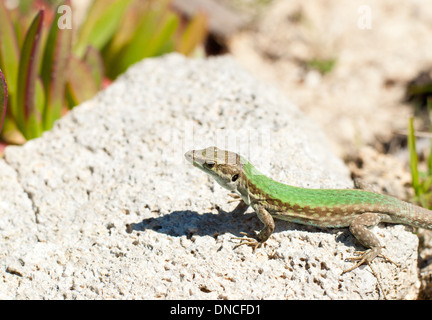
[185,146,432,297]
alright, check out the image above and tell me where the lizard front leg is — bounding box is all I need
[231,198,249,216]
[233,204,275,251]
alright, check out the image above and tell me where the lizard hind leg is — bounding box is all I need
[345,212,384,269]
[342,212,398,299]
[343,211,399,271]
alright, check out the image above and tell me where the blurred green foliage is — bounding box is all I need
[0,0,207,142]
[307,58,336,75]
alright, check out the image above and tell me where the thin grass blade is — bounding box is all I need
[408,117,420,197]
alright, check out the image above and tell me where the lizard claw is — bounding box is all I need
[227,193,241,203]
[342,249,380,273]
[342,249,399,300]
[343,249,399,274]
[342,256,387,300]
[232,232,263,251]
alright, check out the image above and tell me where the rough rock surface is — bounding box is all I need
[0,54,420,299]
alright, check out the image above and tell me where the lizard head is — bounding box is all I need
[185,146,245,192]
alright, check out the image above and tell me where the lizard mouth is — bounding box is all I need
[184,150,194,163]
[184,150,205,169]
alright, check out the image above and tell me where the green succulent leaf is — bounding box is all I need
[66,54,99,107]
[102,0,151,78]
[83,46,105,89]
[74,0,133,57]
[117,9,178,76]
[26,76,45,139]
[149,12,178,56]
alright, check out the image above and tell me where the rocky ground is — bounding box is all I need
[0,54,420,299]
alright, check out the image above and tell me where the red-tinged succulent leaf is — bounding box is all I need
[65,54,99,108]
[32,0,56,25]
[41,0,72,131]
[177,12,208,56]
[83,46,105,89]
[0,1,20,98]
[150,12,178,56]
[15,10,44,139]
[0,69,7,134]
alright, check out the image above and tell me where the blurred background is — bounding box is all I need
[2,0,432,151]
[2,0,432,192]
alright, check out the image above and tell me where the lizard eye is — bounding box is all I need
[205,161,215,169]
[232,174,239,182]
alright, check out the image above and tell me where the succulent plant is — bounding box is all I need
[0,0,207,142]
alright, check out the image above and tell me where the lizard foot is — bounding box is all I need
[342,250,376,273]
[342,249,398,300]
[343,249,399,274]
[232,232,263,251]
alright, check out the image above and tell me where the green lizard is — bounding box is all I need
[185,146,432,294]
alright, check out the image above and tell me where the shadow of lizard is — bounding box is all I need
[126,209,355,248]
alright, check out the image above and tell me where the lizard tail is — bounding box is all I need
[395,201,432,230]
